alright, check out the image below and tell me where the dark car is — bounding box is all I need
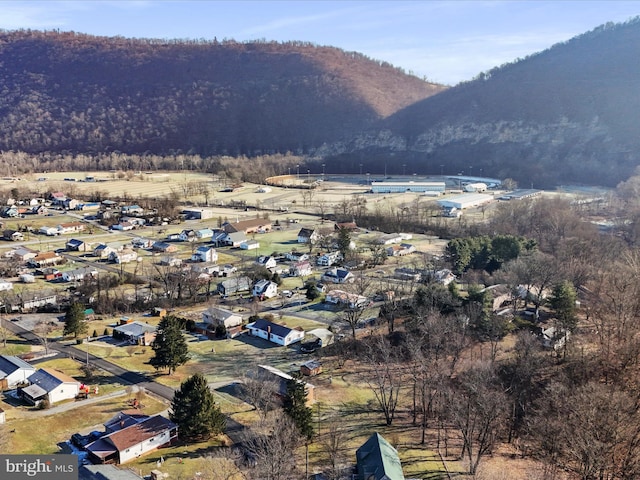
[300,339,321,354]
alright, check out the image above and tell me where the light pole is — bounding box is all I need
[322,163,325,179]
[296,164,300,180]
[366,172,370,185]
[307,169,310,182]
[402,164,406,176]
[440,164,444,176]
[359,163,363,176]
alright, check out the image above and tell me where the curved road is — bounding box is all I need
[4,320,247,444]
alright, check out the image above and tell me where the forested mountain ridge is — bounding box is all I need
[0,30,444,157]
[320,19,640,187]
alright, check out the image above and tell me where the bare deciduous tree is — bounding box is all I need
[362,336,402,426]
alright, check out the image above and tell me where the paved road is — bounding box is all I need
[3,320,247,445]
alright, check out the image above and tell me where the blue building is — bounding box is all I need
[371,181,446,194]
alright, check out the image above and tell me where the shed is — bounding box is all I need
[300,360,322,376]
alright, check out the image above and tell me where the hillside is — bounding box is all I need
[0,30,444,157]
[320,19,640,187]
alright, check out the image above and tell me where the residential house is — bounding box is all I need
[62,198,79,210]
[433,269,456,286]
[5,292,57,312]
[223,218,272,234]
[113,321,157,346]
[12,246,38,262]
[76,202,101,211]
[356,433,405,480]
[0,206,19,218]
[151,242,177,253]
[111,222,135,232]
[335,221,358,231]
[203,306,243,329]
[252,279,278,300]
[321,267,354,284]
[85,414,177,465]
[255,364,314,405]
[178,229,197,242]
[131,238,153,249]
[165,233,181,242]
[120,205,144,216]
[317,251,342,267]
[0,355,36,390]
[385,243,416,257]
[247,318,305,346]
[325,290,369,309]
[286,251,310,262]
[94,244,116,260]
[191,246,218,263]
[28,251,63,268]
[109,248,139,264]
[217,276,252,296]
[62,266,98,282]
[79,464,144,480]
[222,232,247,247]
[240,240,260,250]
[40,268,61,281]
[210,230,228,247]
[159,256,182,267]
[377,233,404,245]
[38,226,60,236]
[297,228,319,245]
[256,255,277,270]
[3,230,24,241]
[57,222,85,234]
[31,205,48,215]
[120,217,145,228]
[289,260,313,277]
[393,268,422,282]
[50,192,67,205]
[66,238,90,252]
[195,228,214,240]
[20,368,81,406]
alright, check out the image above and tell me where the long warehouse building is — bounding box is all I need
[371,181,446,194]
[437,193,494,210]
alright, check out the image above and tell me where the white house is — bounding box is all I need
[195,228,214,240]
[203,306,243,329]
[376,233,404,245]
[317,251,342,267]
[191,246,218,263]
[85,414,178,465]
[178,229,197,242]
[0,355,36,389]
[247,318,305,346]
[223,232,248,247]
[256,255,277,270]
[297,228,319,245]
[286,251,310,262]
[321,267,354,284]
[252,279,278,299]
[20,368,81,406]
[159,256,182,267]
[289,260,313,277]
[57,222,85,234]
[385,243,416,257]
[109,248,138,264]
[94,244,116,259]
[62,266,98,282]
[240,240,260,250]
[39,226,60,236]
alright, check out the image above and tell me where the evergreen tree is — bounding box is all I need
[336,226,352,259]
[150,315,189,374]
[305,282,320,300]
[283,377,314,441]
[63,302,87,338]
[170,373,226,441]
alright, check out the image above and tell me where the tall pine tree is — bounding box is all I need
[64,302,87,338]
[150,315,189,374]
[170,373,226,441]
[283,377,314,441]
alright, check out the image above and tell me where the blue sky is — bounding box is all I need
[1,1,638,85]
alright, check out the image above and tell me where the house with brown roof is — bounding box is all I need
[85,414,178,464]
[28,251,63,268]
[57,222,85,234]
[223,218,272,234]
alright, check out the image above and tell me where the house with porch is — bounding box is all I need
[191,246,218,263]
[28,251,63,268]
[246,318,305,346]
[62,266,98,282]
[297,228,320,245]
[85,414,178,465]
[57,222,85,234]
[252,279,278,300]
[290,260,313,277]
[20,368,81,406]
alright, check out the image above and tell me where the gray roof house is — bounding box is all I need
[0,355,36,389]
[356,432,405,480]
[113,321,157,346]
[203,306,243,329]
